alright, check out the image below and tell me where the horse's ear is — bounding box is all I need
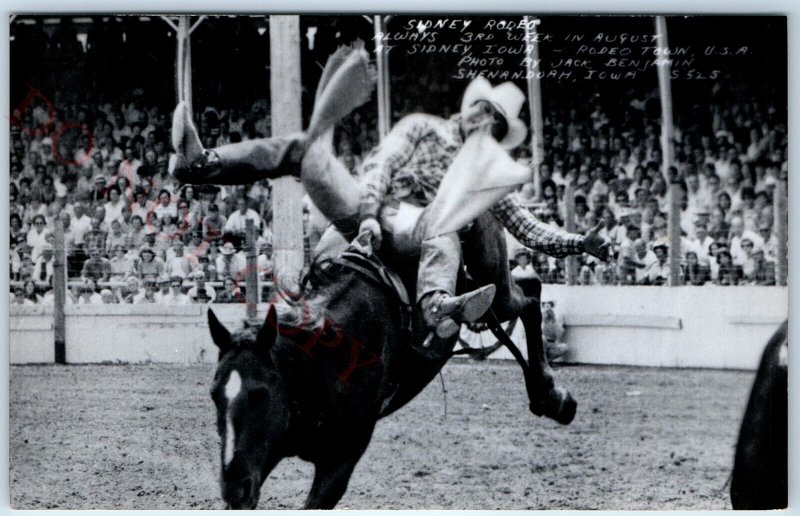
[257,304,279,350]
[208,309,234,359]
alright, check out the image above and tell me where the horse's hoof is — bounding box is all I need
[529,387,577,425]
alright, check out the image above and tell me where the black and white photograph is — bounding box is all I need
[6,11,790,510]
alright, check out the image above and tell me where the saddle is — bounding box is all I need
[304,231,413,329]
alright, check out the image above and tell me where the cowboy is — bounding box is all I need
[353,77,609,337]
[170,74,609,341]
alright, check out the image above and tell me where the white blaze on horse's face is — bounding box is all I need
[223,370,242,467]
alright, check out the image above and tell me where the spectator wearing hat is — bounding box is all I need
[510,248,538,281]
[215,242,247,281]
[158,276,192,305]
[187,270,216,304]
[89,175,109,205]
[645,239,671,286]
[154,275,171,302]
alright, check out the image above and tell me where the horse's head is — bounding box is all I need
[208,306,290,509]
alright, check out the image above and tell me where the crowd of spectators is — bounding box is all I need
[9,90,297,305]
[504,93,787,286]
[9,24,788,306]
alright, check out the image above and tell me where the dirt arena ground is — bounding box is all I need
[10,360,753,510]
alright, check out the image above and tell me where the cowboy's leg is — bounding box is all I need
[170,102,307,185]
[462,212,576,424]
[414,210,496,339]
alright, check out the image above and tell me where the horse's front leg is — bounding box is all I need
[303,455,362,509]
[509,278,577,425]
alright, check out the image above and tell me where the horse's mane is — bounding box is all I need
[237,260,387,346]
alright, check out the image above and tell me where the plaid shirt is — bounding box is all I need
[359,114,585,258]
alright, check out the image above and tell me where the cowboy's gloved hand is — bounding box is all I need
[358,217,382,250]
[583,222,612,261]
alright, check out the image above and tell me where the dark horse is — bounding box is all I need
[730,320,788,509]
[207,233,573,509]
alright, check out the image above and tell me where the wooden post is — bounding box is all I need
[245,219,258,321]
[373,15,391,139]
[667,181,682,286]
[524,16,544,200]
[564,184,577,286]
[774,179,788,286]
[655,17,680,286]
[183,18,192,114]
[53,219,66,364]
[270,15,305,292]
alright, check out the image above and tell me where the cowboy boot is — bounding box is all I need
[420,284,496,339]
[168,101,217,179]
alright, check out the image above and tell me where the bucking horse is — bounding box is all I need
[207,230,572,508]
[173,43,577,508]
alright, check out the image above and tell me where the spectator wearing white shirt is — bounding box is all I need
[26,214,50,262]
[510,249,539,281]
[187,270,217,304]
[32,244,55,285]
[158,276,192,305]
[729,216,764,266]
[153,189,178,223]
[103,185,126,226]
[223,197,262,235]
[165,241,199,279]
[691,222,714,262]
[645,240,671,285]
[215,242,247,281]
[757,221,778,264]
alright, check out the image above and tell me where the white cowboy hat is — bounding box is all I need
[220,242,237,255]
[461,76,528,150]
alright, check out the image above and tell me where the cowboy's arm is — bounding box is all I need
[358,114,434,221]
[491,194,585,259]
